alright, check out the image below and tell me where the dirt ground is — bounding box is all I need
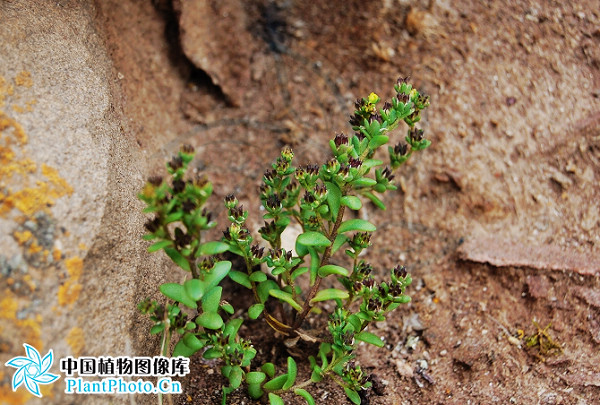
[96,0,599,403]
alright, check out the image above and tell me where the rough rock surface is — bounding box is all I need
[0,2,167,404]
[175,0,256,105]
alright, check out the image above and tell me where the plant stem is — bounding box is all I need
[292,203,346,330]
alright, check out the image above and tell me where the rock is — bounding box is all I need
[0,2,167,403]
[175,0,256,105]
[526,275,551,299]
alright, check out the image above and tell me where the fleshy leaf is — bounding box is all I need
[338,219,376,233]
[160,283,196,308]
[310,288,349,303]
[295,388,316,405]
[356,331,384,347]
[283,357,297,390]
[269,290,303,312]
[340,195,362,210]
[148,240,172,253]
[164,247,191,271]
[248,303,265,319]
[318,264,349,277]
[297,231,331,247]
[268,393,285,405]
[196,312,223,330]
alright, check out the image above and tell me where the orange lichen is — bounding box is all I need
[78,242,87,251]
[0,290,43,350]
[53,248,62,261]
[14,71,33,88]
[23,274,36,292]
[58,256,83,307]
[66,327,85,356]
[0,383,31,405]
[12,229,32,245]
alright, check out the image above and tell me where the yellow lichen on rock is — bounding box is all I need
[14,71,33,88]
[58,256,83,307]
[0,289,43,350]
[66,326,85,356]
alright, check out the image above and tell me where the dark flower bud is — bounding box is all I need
[367,297,382,312]
[397,75,410,85]
[363,277,375,289]
[265,194,281,210]
[382,167,395,181]
[174,227,191,247]
[394,143,409,156]
[369,113,383,124]
[334,133,349,147]
[182,199,196,213]
[250,244,264,259]
[393,265,407,279]
[302,192,316,204]
[168,155,184,170]
[144,217,161,233]
[397,93,410,104]
[382,101,392,112]
[338,164,349,177]
[348,157,362,168]
[349,114,362,127]
[357,262,373,276]
[314,183,328,199]
[172,179,185,194]
[148,175,163,186]
[192,174,209,188]
[306,164,319,176]
[263,169,276,182]
[202,208,212,223]
[180,144,195,154]
[409,127,424,142]
[198,257,215,272]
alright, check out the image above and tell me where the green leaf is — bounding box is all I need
[331,234,348,255]
[165,211,183,224]
[221,302,234,314]
[160,283,196,308]
[338,219,376,233]
[310,366,323,382]
[297,231,332,247]
[351,177,377,187]
[325,181,341,219]
[344,387,361,405]
[201,286,222,313]
[257,280,279,303]
[356,331,384,347]
[228,366,243,389]
[249,271,267,282]
[291,266,308,281]
[269,289,303,312]
[246,371,266,385]
[368,135,389,149]
[183,333,205,351]
[164,248,191,271]
[184,279,204,301]
[341,195,362,210]
[229,270,252,289]
[203,261,231,290]
[294,389,316,405]
[248,303,264,319]
[197,241,229,256]
[318,264,349,277]
[364,191,386,210]
[268,393,285,405]
[264,374,288,391]
[172,340,196,357]
[308,247,320,286]
[347,314,362,332]
[223,319,243,342]
[310,288,349,303]
[261,362,276,378]
[283,357,297,390]
[203,347,222,359]
[150,324,165,335]
[295,238,309,257]
[247,383,263,399]
[196,312,223,330]
[148,240,172,253]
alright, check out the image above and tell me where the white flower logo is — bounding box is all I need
[5,343,60,397]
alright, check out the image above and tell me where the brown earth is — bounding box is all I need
[96,0,599,404]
